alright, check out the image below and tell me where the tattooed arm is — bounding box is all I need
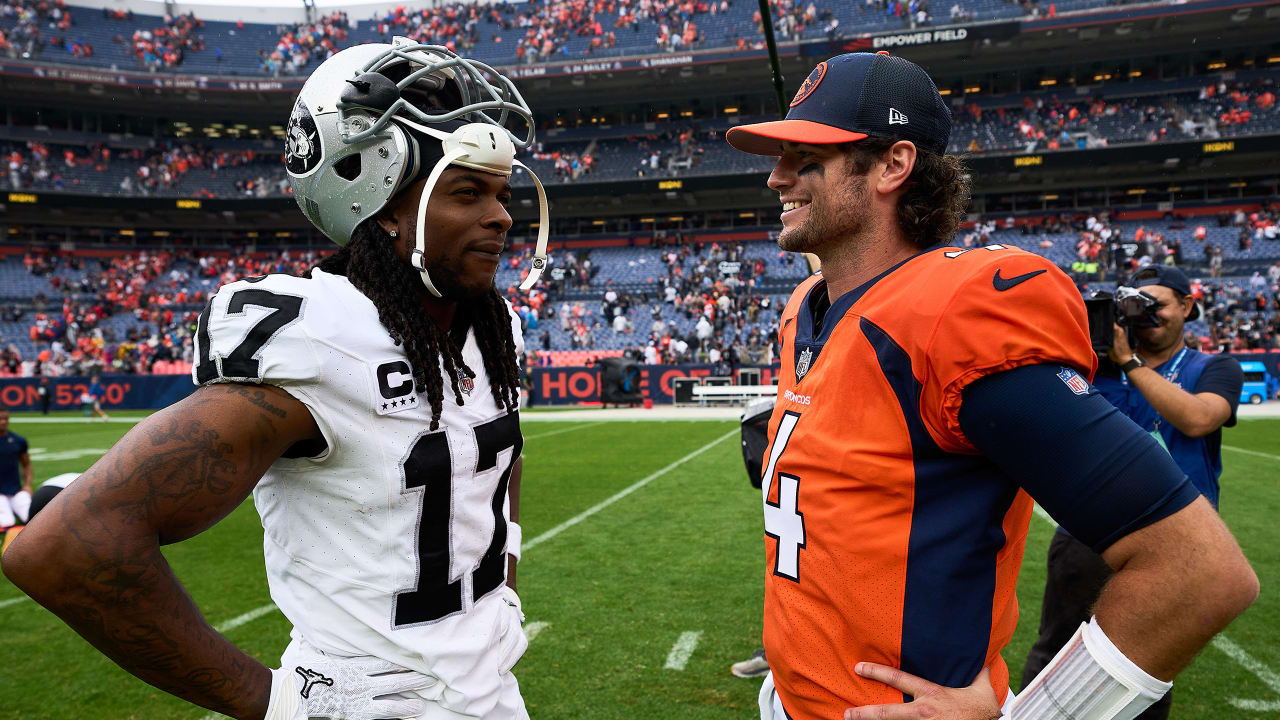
[1,383,322,720]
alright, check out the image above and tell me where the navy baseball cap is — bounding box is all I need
[727,51,952,157]
[1127,266,1201,321]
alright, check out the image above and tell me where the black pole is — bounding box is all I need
[756,0,787,119]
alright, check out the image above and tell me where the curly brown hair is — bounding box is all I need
[842,137,971,250]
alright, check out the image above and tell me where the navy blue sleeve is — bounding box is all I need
[958,364,1201,553]
[1194,354,1243,427]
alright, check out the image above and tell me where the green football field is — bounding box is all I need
[0,411,1277,719]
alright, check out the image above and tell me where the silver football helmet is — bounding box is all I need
[285,37,549,295]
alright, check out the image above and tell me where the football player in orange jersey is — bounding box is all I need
[726,51,1258,720]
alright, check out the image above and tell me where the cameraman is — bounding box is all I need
[1021,266,1243,718]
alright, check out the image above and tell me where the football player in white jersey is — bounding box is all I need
[3,38,552,720]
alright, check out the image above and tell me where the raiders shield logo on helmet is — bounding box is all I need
[285,98,323,177]
[795,346,813,382]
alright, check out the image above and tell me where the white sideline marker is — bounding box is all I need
[1223,445,1280,463]
[523,428,737,552]
[524,621,550,642]
[664,631,702,670]
[1031,504,1280,711]
[1213,636,1280,712]
[524,422,602,441]
[0,596,30,610]
[213,603,277,634]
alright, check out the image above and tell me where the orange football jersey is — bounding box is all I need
[762,244,1096,719]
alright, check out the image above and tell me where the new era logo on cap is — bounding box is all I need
[724,51,952,156]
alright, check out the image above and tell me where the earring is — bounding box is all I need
[389,229,398,238]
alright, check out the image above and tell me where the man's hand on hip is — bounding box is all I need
[844,664,1002,720]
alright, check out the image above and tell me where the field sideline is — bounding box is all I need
[0,411,1277,719]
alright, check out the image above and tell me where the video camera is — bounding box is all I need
[1083,286,1162,353]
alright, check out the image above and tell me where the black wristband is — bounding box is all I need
[1120,356,1145,373]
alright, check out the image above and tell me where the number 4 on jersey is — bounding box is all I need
[762,411,805,582]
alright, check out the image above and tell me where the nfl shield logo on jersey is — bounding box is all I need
[1056,366,1090,395]
[796,347,814,382]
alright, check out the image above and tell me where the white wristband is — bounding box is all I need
[1009,616,1171,720]
[263,666,302,720]
[506,521,522,562]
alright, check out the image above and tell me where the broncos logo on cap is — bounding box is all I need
[790,62,828,108]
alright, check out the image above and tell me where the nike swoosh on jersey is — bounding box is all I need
[992,268,1047,291]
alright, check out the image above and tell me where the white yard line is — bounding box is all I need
[1230,699,1280,712]
[524,422,602,441]
[664,631,702,670]
[213,603,278,634]
[1031,505,1280,711]
[1222,445,1280,462]
[1212,636,1280,711]
[523,428,737,553]
[0,596,30,610]
[524,621,550,642]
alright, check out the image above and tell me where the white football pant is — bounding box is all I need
[0,490,31,526]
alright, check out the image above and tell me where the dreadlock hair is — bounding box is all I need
[312,219,522,430]
[841,136,971,250]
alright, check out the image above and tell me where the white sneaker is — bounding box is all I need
[731,648,768,678]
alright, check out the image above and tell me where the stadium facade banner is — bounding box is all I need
[0,0,1261,93]
[1,352,1274,411]
[532,364,780,405]
[0,46,789,92]
[532,352,1280,405]
[0,375,196,412]
[0,63,298,92]
[803,21,1021,56]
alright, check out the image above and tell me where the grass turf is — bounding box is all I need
[0,414,1276,719]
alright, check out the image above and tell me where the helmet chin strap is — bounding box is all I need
[395,118,550,298]
[412,146,467,298]
[514,158,549,291]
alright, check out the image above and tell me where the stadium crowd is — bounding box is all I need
[1,248,323,376]
[3,139,286,197]
[116,10,206,71]
[0,201,1276,377]
[955,78,1279,154]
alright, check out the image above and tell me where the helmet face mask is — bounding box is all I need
[285,38,550,295]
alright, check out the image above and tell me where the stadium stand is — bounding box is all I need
[0,201,1276,376]
[0,67,1270,198]
[0,0,1168,75]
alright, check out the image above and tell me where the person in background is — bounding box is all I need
[1,472,78,557]
[37,377,51,415]
[1022,265,1244,719]
[88,375,109,422]
[0,409,32,530]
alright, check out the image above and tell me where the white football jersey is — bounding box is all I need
[193,269,526,717]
